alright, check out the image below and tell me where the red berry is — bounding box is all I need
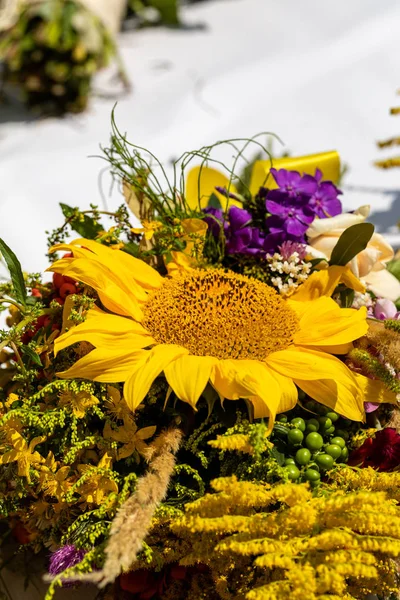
[120,571,150,593]
[63,275,76,285]
[12,522,31,545]
[170,565,187,580]
[36,315,51,329]
[21,332,32,344]
[52,273,64,289]
[59,282,77,299]
[31,288,42,298]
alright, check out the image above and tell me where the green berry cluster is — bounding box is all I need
[272,400,353,486]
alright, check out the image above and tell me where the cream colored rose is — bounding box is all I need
[306,205,400,301]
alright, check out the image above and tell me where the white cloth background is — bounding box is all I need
[1,0,400,274]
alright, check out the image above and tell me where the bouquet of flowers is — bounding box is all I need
[1,121,400,600]
[0,0,128,114]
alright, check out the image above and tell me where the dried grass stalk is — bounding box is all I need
[79,427,182,587]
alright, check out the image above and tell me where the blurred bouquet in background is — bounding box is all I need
[0,0,128,114]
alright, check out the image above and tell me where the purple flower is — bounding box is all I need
[203,206,267,256]
[268,168,318,198]
[308,170,342,218]
[49,545,86,585]
[266,197,315,237]
[374,298,400,321]
[214,186,242,202]
[265,167,342,237]
[203,207,226,238]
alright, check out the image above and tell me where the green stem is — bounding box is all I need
[10,341,27,377]
[0,298,24,311]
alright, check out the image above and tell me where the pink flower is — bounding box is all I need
[374,298,400,320]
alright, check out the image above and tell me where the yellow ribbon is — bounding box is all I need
[185,150,341,210]
[249,150,340,196]
[185,166,241,211]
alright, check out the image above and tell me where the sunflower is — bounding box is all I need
[49,239,381,429]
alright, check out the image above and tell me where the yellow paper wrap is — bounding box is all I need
[249,150,341,196]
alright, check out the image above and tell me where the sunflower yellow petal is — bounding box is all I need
[185,166,241,210]
[55,307,154,356]
[165,355,217,408]
[124,345,189,412]
[291,265,364,301]
[340,267,367,293]
[267,347,364,421]
[294,377,365,421]
[354,373,398,405]
[57,348,147,382]
[292,297,368,347]
[267,347,357,384]
[50,238,163,290]
[234,362,282,426]
[165,251,195,277]
[210,359,256,400]
[211,360,282,427]
[269,369,298,415]
[49,258,144,321]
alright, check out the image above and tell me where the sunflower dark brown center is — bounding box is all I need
[143,269,300,360]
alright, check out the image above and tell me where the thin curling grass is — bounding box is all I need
[101,112,281,219]
[0,0,115,114]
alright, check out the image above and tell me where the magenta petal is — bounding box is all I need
[286,218,308,236]
[364,402,380,413]
[266,199,289,216]
[228,206,252,230]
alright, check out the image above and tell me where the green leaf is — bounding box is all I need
[309,258,328,269]
[0,238,27,307]
[270,446,285,466]
[207,193,222,210]
[329,223,374,266]
[202,384,219,418]
[122,242,140,258]
[60,203,103,239]
[340,288,355,309]
[22,346,42,367]
[237,151,263,195]
[272,423,289,437]
[387,259,400,282]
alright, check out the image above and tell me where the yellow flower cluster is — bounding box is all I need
[171,475,400,599]
[0,383,156,547]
